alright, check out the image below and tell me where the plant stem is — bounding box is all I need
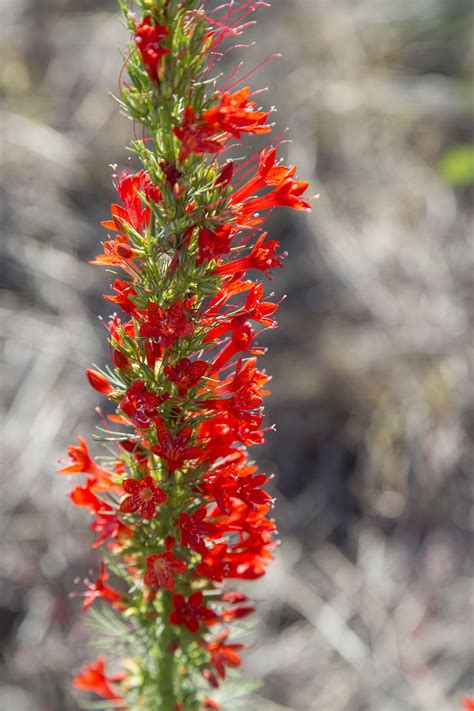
[158,594,176,711]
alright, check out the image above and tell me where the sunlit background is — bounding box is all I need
[1,1,473,709]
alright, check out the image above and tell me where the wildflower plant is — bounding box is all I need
[59,1,310,709]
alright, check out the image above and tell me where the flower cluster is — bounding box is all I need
[59,1,310,709]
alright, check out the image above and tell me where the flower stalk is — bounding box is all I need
[59,1,310,708]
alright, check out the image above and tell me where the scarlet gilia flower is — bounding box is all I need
[58,436,113,486]
[231,146,295,204]
[120,380,167,428]
[73,656,125,702]
[101,170,160,234]
[209,322,262,374]
[174,107,224,162]
[215,233,283,276]
[104,279,139,315]
[205,630,243,680]
[86,368,114,396]
[70,480,104,513]
[244,283,280,327]
[91,234,137,267]
[197,224,233,263]
[82,563,123,612]
[119,476,167,520]
[152,419,201,473]
[164,357,207,396]
[144,551,188,591]
[135,16,169,82]
[174,87,271,161]
[215,160,234,188]
[179,507,218,554]
[169,592,217,633]
[139,300,194,350]
[90,509,130,549]
[199,469,272,514]
[92,170,161,267]
[219,590,255,621]
[241,176,311,214]
[201,87,271,139]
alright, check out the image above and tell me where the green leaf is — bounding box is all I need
[438,144,474,186]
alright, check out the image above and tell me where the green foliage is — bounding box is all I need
[438,144,474,186]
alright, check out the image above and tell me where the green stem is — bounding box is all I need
[158,594,176,711]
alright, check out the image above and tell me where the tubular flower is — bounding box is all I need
[139,300,194,350]
[86,368,115,396]
[120,380,167,428]
[151,420,201,473]
[169,592,217,633]
[60,1,310,709]
[204,630,244,680]
[119,476,167,520]
[81,563,123,612]
[134,16,169,82]
[73,656,125,702]
[144,551,188,591]
[201,87,271,139]
[164,357,208,395]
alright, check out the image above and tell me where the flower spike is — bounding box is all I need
[61,1,310,709]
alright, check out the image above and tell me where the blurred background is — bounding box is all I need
[1,0,473,709]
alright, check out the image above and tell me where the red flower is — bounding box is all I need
[70,479,104,513]
[144,551,188,591]
[201,87,271,139]
[210,322,263,374]
[463,699,474,711]
[169,591,216,633]
[135,16,169,82]
[203,699,221,710]
[202,668,219,688]
[104,279,139,315]
[216,160,234,188]
[206,630,243,679]
[119,476,167,520]
[86,368,114,396]
[101,170,160,235]
[213,358,270,403]
[219,588,255,621]
[82,563,123,612]
[179,506,217,554]
[200,469,271,514]
[73,656,125,701]
[231,146,296,204]
[152,420,201,473]
[91,234,137,267]
[58,436,113,486]
[174,107,223,162]
[164,357,207,396]
[240,177,311,215]
[215,233,282,276]
[243,283,280,327]
[197,224,233,263]
[139,301,194,350]
[120,381,166,429]
[90,510,129,549]
[196,542,231,582]
[174,88,270,162]
[220,603,254,621]
[107,315,135,371]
